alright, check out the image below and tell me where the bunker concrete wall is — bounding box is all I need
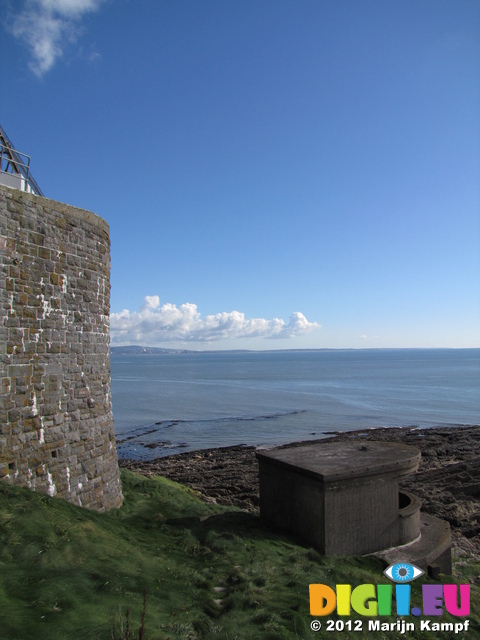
[0,184,123,511]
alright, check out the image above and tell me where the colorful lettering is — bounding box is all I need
[444,584,470,617]
[351,584,378,616]
[309,584,336,616]
[377,584,392,615]
[422,584,444,616]
[309,580,470,618]
[336,584,351,616]
[395,584,410,616]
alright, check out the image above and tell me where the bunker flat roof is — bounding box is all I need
[256,441,420,481]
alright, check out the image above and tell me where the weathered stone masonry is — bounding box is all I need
[0,184,123,511]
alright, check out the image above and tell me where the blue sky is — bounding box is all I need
[2,0,479,349]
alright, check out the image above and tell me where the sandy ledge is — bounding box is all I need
[120,425,480,569]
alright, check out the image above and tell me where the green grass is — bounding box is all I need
[0,471,478,640]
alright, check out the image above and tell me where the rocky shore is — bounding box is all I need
[120,425,480,569]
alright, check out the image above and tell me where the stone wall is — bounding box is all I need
[0,184,123,511]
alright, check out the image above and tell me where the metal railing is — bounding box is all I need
[0,124,44,196]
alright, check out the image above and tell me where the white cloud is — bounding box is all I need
[111,296,321,345]
[9,0,105,76]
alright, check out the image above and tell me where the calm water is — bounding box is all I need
[110,349,480,460]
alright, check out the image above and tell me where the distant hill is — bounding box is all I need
[110,345,193,355]
[110,345,256,355]
[110,346,346,355]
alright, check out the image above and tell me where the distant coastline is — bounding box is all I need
[110,345,479,356]
[110,345,354,355]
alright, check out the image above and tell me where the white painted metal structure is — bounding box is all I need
[0,125,44,196]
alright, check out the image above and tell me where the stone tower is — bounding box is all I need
[0,184,123,511]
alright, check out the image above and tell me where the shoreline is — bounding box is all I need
[119,424,480,569]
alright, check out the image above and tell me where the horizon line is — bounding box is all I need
[110,345,480,354]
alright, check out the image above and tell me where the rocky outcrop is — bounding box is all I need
[120,425,480,562]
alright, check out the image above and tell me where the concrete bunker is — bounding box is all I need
[256,441,451,575]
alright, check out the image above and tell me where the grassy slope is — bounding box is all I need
[0,471,478,640]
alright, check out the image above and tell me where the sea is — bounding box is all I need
[110,348,480,460]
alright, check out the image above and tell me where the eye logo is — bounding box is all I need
[384,563,424,583]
